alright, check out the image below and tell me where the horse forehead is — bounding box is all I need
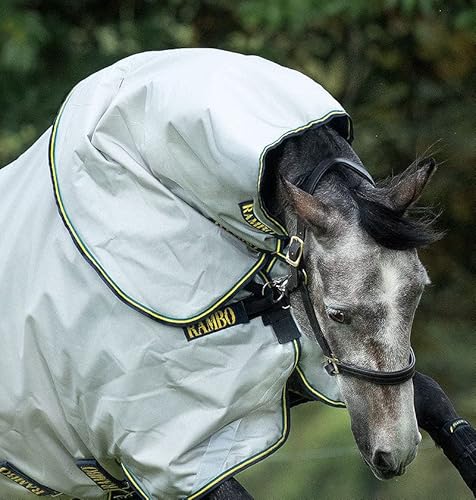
[319,243,420,298]
[319,237,381,277]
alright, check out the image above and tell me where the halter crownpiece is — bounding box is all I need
[295,156,376,193]
[284,157,416,386]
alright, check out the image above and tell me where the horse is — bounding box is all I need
[262,124,438,478]
[205,123,476,499]
[1,49,473,500]
[205,124,476,500]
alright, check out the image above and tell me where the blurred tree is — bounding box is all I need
[1,1,474,498]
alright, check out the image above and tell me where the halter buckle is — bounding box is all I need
[285,235,304,267]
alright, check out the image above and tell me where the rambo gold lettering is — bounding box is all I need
[214,309,227,329]
[81,466,119,491]
[239,201,275,234]
[76,460,128,494]
[196,321,209,335]
[223,307,236,325]
[184,307,239,340]
[241,203,253,214]
[186,325,199,338]
[205,315,218,331]
[0,464,56,496]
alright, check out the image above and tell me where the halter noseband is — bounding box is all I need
[283,158,416,386]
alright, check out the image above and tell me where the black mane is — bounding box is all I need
[330,168,442,250]
[264,124,442,250]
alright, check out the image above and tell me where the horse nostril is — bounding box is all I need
[373,449,396,472]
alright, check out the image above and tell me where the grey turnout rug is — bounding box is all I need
[0,49,347,499]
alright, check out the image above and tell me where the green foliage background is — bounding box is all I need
[1,0,474,498]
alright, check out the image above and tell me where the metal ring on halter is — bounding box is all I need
[261,281,271,296]
[262,278,288,304]
[325,356,340,375]
[272,290,286,304]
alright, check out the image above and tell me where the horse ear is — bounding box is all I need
[387,158,437,212]
[282,177,338,233]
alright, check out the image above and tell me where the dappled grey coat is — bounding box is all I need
[0,49,349,499]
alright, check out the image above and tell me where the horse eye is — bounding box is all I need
[327,308,348,324]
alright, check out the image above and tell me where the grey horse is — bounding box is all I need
[207,124,476,499]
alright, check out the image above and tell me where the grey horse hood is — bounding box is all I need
[51,49,351,322]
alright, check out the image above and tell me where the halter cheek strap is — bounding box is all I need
[283,158,416,386]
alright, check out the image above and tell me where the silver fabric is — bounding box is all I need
[0,49,345,499]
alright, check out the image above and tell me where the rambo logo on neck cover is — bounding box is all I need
[239,201,276,234]
[0,462,60,496]
[183,302,249,341]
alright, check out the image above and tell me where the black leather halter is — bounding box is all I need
[283,157,416,385]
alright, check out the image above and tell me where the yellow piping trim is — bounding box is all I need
[49,97,273,325]
[276,251,287,261]
[265,258,276,275]
[292,338,301,367]
[258,271,269,284]
[264,239,283,274]
[187,340,300,500]
[121,464,149,500]
[294,364,345,408]
[256,111,351,235]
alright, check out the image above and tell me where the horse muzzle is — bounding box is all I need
[368,432,421,480]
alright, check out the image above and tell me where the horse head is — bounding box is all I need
[265,125,440,479]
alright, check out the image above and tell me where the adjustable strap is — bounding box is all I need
[284,218,332,355]
[284,218,331,356]
[244,285,301,344]
[182,282,301,344]
[297,272,333,358]
[262,306,301,344]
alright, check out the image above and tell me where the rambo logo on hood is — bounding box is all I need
[239,200,277,234]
